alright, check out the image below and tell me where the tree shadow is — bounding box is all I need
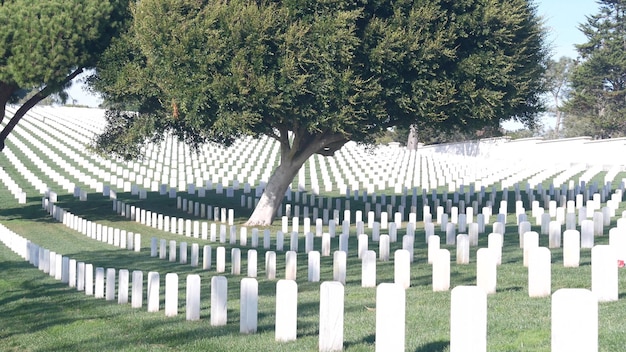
[413,340,449,352]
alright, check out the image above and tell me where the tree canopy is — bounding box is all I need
[0,0,130,150]
[562,0,626,139]
[91,0,549,225]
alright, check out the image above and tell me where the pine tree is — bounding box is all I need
[563,0,626,138]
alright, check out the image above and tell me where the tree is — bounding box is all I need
[0,0,130,151]
[545,57,575,137]
[90,0,549,226]
[562,0,626,139]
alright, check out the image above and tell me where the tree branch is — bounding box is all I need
[0,82,18,125]
[0,67,84,151]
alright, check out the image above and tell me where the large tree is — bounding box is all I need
[0,0,130,151]
[91,0,549,225]
[562,0,626,138]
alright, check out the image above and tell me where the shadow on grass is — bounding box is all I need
[413,340,449,352]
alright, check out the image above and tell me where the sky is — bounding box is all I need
[65,0,603,115]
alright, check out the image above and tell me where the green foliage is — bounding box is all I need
[562,0,626,139]
[0,0,129,90]
[92,0,548,159]
[0,0,131,149]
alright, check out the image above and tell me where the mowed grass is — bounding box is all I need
[2,180,626,352]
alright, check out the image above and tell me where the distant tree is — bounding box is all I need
[0,0,130,151]
[545,57,575,137]
[91,0,549,225]
[562,0,626,138]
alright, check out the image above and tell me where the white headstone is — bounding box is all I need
[333,251,347,285]
[210,276,228,326]
[216,246,226,273]
[186,274,201,321]
[551,289,597,352]
[118,269,129,304]
[394,249,411,289]
[319,281,344,352]
[476,248,496,294]
[432,249,450,292]
[231,248,241,275]
[591,245,618,302]
[275,279,298,342]
[528,247,551,298]
[240,278,258,334]
[285,251,297,280]
[165,273,179,317]
[147,271,160,312]
[563,230,580,267]
[132,270,143,308]
[308,251,321,282]
[375,283,405,352]
[450,285,487,352]
[266,251,276,279]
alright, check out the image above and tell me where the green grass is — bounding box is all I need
[1,185,626,351]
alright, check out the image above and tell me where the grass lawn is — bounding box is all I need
[1,184,626,352]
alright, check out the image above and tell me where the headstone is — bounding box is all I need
[180,242,188,264]
[476,248,496,294]
[528,247,551,298]
[523,231,539,267]
[231,248,241,275]
[563,230,580,267]
[333,251,347,285]
[581,220,594,248]
[591,245,618,302]
[549,221,562,248]
[165,273,179,317]
[95,267,105,299]
[321,232,331,256]
[379,234,390,261]
[358,234,368,259]
[456,234,469,264]
[240,278,258,334]
[362,250,377,287]
[308,251,321,282]
[118,269,129,304]
[77,262,85,291]
[286,251,297,280]
[319,281,344,352]
[428,235,440,264]
[266,251,276,279]
[275,280,298,342]
[147,271,160,312]
[132,270,143,308]
[247,250,258,277]
[432,249,450,291]
[216,246,226,273]
[450,286,487,352]
[203,245,212,270]
[186,274,201,321]
[85,263,93,296]
[211,276,228,326]
[488,233,503,265]
[394,249,411,289]
[551,289,597,352]
[169,240,177,262]
[446,222,456,245]
[375,283,405,352]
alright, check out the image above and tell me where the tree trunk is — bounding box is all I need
[243,158,305,226]
[0,68,84,152]
[243,129,348,226]
[406,124,418,150]
[0,82,17,125]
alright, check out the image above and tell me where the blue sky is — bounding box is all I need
[66,0,602,109]
[538,0,600,60]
